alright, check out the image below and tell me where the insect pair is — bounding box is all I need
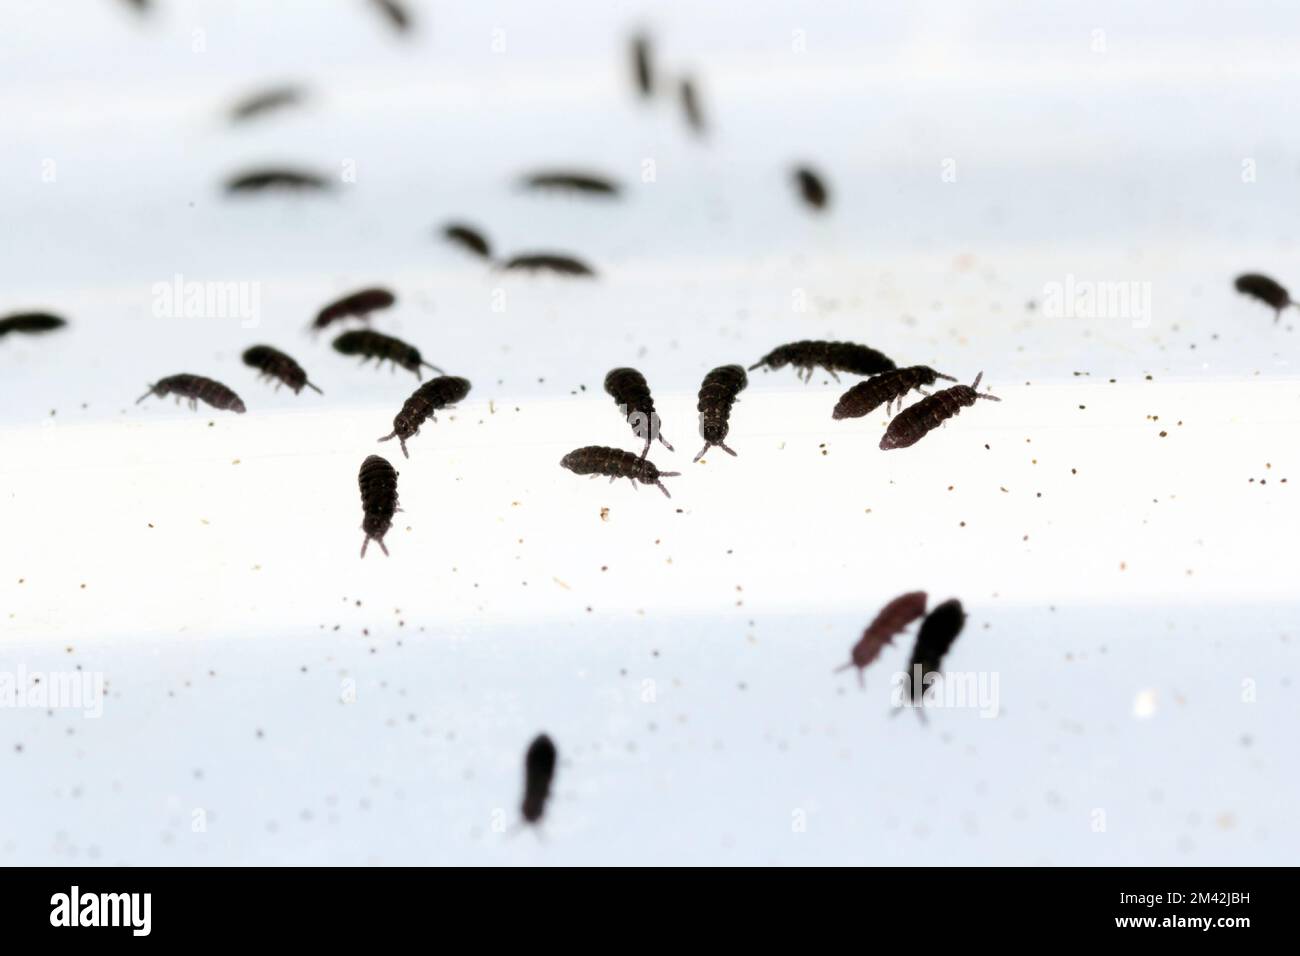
[832,367,1002,450]
[441,222,597,278]
[137,346,325,414]
[835,592,967,718]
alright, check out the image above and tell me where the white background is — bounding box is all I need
[0,0,1297,864]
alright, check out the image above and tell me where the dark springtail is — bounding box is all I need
[521,734,557,825]
[358,455,399,558]
[793,165,830,211]
[694,364,747,462]
[521,171,621,197]
[1235,273,1298,321]
[832,366,956,420]
[500,253,596,278]
[313,287,396,332]
[224,168,331,194]
[835,591,927,687]
[442,223,492,260]
[333,329,443,379]
[242,345,322,395]
[560,446,680,498]
[679,76,706,136]
[136,374,247,413]
[0,312,67,337]
[749,340,896,382]
[903,598,966,713]
[604,367,672,457]
[631,32,654,97]
[369,0,412,34]
[378,376,471,458]
[229,85,305,122]
[879,372,1000,450]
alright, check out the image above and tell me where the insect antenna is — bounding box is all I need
[970,371,1001,402]
[135,385,156,404]
[421,360,445,375]
[934,371,958,382]
[305,381,324,395]
[746,360,764,371]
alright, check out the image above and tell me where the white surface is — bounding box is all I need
[1,0,1297,865]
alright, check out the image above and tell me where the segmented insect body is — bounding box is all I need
[136,374,247,413]
[0,312,67,337]
[358,455,399,558]
[631,33,654,97]
[694,364,747,461]
[832,366,956,420]
[521,734,557,825]
[1235,273,1297,320]
[904,598,966,710]
[604,367,672,457]
[749,340,896,382]
[224,168,330,194]
[879,373,1000,450]
[378,376,471,458]
[242,345,322,395]
[442,223,492,260]
[679,76,705,136]
[793,165,830,211]
[560,446,680,498]
[835,591,928,687]
[229,85,304,122]
[313,287,395,331]
[500,253,596,277]
[333,330,442,379]
[522,171,621,197]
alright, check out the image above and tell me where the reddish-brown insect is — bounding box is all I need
[521,734,557,825]
[832,366,955,420]
[224,167,331,194]
[0,312,67,338]
[521,171,621,197]
[500,253,596,278]
[313,287,395,332]
[902,598,966,713]
[749,340,895,383]
[358,454,399,558]
[136,374,246,413]
[879,373,1000,450]
[333,329,443,379]
[442,223,492,260]
[793,165,830,211]
[378,376,471,458]
[561,446,680,498]
[694,364,747,461]
[242,345,322,395]
[1235,273,1297,321]
[835,591,927,687]
[604,367,672,457]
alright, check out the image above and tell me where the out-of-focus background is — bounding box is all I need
[0,0,1296,865]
